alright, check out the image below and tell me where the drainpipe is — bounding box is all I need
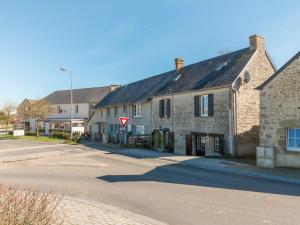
[171,94,174,132]
[230,86,238,157]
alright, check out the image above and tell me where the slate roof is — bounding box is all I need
[257,51,300,90]
[96,47,255,108]
[44,86,112,104]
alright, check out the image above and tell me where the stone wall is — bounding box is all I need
[235,50,275,156]
[259,55,300,167]
[152,87,231,155]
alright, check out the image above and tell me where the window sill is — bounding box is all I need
[133,116,142,118]
[287,148,300,152]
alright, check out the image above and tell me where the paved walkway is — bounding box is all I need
[81,141,300,185]
[61,197,167,225]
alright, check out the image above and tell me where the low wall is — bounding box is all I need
[257,146,300,168]
[256,146,275,168]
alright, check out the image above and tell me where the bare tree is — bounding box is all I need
[0,102,16,133]
[18,99,54,137]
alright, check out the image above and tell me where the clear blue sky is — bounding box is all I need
[1,0,300,106]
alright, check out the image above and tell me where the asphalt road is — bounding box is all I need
[0,139,300,225]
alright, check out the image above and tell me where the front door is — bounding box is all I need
[194,135,206,156]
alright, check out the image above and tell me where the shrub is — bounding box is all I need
[0,184,64,225]
[50,131,69,140]
[72,131,82,143]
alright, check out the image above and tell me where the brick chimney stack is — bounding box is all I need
[175,58,184,70]
[249,35,265,51]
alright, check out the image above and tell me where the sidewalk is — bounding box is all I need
[81,141,300,185]
[61,196,167,225]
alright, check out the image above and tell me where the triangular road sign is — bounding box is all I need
[119,117,129,128]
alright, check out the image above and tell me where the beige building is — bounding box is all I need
[257,51,300,168]
[151,35,275,156]
[18,86,117,134]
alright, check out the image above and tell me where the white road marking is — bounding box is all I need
[0,144,66,153]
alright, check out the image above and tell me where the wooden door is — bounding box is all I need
[185,134,193,155]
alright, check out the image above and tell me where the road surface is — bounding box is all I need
[0,139,299,225]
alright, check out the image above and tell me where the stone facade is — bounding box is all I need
[235,42,276,156]
[152,36,275,157]
[152,87,231,155]
[258,54,300,167]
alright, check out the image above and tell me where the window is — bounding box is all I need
[114,107,118,116]
[123,105,127,114]
[133,104,142,117]
[100,110,103,119]
[287,128,300,151]
[107,108,110,117]
[201,95,208,117]
[159,99,171,118]
[75,105,79,114]
[194,94,213,117]
[194,135,206,156]
[57,106,62,114]
[214,137,220,152]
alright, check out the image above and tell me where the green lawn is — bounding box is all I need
[0,134,72,143]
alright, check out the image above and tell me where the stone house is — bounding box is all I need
[90,72,176,143]
[151,35,276,157]
[256,51,300,168]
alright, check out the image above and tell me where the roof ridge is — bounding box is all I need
[257,51,300,90]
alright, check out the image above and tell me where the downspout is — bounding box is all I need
[171,94,174,132]
[229,85,238,157]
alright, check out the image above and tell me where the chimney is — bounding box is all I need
[249,35,265,51]
[175,58,184,70]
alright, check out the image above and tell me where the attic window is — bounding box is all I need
[173,73,182,81]
[244,71,251,83]
[215,61,230,71]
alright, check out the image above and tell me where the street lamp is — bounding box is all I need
[60,67,73,140]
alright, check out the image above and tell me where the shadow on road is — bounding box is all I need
[81,141,300,197]
[97,160,300,197]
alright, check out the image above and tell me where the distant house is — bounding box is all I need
[18,85,119,134]
[256,51,300,168]
[151,35,276,157]
[17,99,37,132]
[43,85,119,134]
[92,35,276,157]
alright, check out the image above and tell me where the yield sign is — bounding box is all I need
[119,117,129,128]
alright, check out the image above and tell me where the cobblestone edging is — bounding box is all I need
[61,197,168,225]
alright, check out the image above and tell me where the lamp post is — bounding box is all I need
[60,67,73,140]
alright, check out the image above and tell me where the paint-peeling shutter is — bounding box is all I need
[194,96,200,117]
[159,100,164,118]
[208,94,214,117]
[166,99,171,118]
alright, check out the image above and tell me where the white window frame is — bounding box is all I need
[200,95,208,117]
[287,128,300,152]
[161,99,169,118]
[133,104,142,117]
